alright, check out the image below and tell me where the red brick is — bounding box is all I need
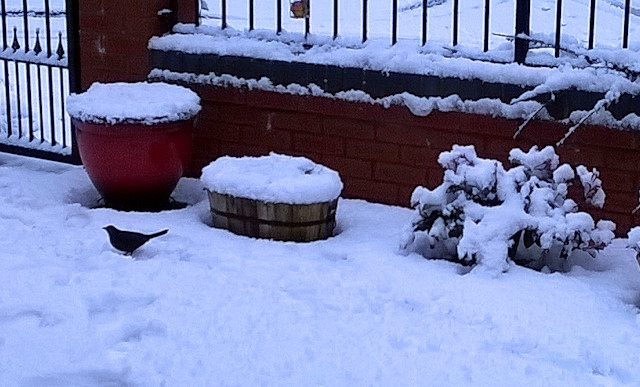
[109,71,147,83]
[297,95,382,121]
[571,124,640,150]
[464,114,517,138]
[192,151,223,174]
[196,121,241,143]
[602,190,637,213]
[421,111,469,132]
[602,149,640,172]
[343,178,399,205]
[423,129,488,156]
[615,215,634,236]
[384,110,490,135]
[131,1,172,15]
[79,14,123,32]
[247,90,299,111]
[239,126,292,152]
[345,140,399,163]
[216,143,267,158]
[195,103,220,122]
[598,169,638,193]
[118,37,155,57]
[376,123,431,145]
[398,184,420,207]
[271,111,322,133]
[100,0,140,14]
[555,145,606,169]
[323,117,375,139]
[78,0,103,13]
[195,86,248,105]
[320,156,373,179]
[517,120,566,147]
[484,136,520,162]
[371,104,424,126]
[374,163,428,185]
[125,14,169,33]
[177,0,199,23]
[399,146,438,167]
[216,105,263,126]
[293,133,345,155]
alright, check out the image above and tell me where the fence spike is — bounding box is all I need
[56,32,65,59]
[34,29,43,55]
[11,27,20,51]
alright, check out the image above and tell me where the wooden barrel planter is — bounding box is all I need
[208,192,337,241]
[201,154,343,242]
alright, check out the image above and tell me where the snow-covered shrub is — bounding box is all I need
[627,227,640,263]
[401,145,615,273]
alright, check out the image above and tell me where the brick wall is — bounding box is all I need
[77,0,197,90]
[188,84,640,235]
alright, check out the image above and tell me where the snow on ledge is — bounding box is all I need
[66,82,201,125]
[201,153,344,204]
[149,69,545,119]
[149,69,640,130]
[149,24,640,95]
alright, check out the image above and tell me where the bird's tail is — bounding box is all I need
[150,229,169,238]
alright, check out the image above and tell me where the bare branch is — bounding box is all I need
[513,93,555,139]
[556,98,612,146]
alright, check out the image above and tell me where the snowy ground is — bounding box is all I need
[3,152,640,385]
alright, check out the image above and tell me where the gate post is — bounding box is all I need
[77,1,178,89]
[66,0,82,164]
[514,0,530,64]
[66,0,81,94]
[177,0,200,24]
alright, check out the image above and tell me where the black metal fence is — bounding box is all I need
[0,0,79,163]
[201,0,640,65]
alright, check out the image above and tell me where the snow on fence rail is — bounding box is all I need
[200,0,640,64]
[0,0,75,159]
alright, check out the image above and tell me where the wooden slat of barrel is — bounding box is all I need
[208,191,337,242]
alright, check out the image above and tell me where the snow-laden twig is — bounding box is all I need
[556,89,619,146]
[510,84,553,105]
[632,189,640,214]
[513,93,555,139]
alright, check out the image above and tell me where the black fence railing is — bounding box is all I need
[200,0,640,65]
[0,0,79,163]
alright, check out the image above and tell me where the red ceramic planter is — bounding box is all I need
[74,118,193,211]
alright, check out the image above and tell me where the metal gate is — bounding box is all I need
[0,0,80,163]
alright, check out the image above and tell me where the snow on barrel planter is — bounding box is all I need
[67,82,201,211]
[201,153,343,242]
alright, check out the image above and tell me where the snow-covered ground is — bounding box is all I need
[2,151,640,385]
[4,5,640,382]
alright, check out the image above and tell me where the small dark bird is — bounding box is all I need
[103,225,169,255]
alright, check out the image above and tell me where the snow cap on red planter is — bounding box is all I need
[67,81,201,125]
